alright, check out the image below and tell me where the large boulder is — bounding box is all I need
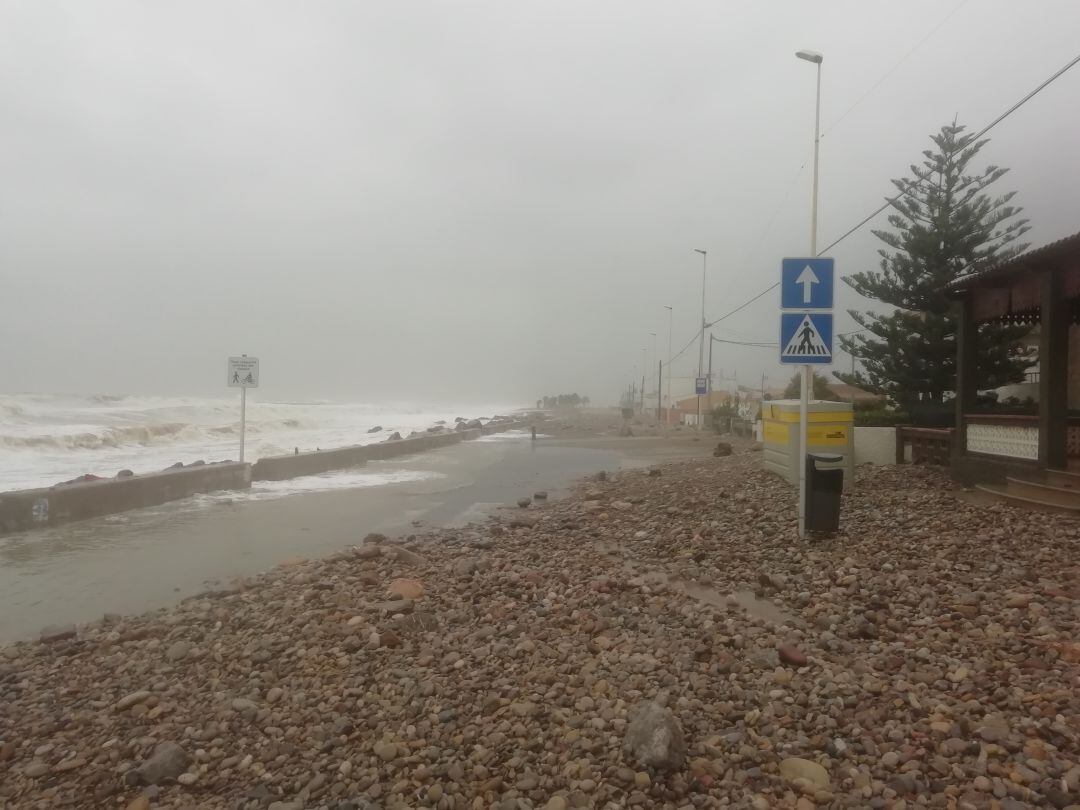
[622,701,686,770]
[366,425,383,434]
[713,442,733,457]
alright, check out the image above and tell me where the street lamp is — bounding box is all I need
[648,332,657,421]
[693,249,707,430]
[663,306,673,424]
[795,47,823,540]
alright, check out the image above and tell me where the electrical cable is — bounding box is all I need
[699,51,1080,327]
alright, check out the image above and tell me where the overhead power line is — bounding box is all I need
[818,50,1080,256]
[821,0,971,139]
[703,50,1080,328]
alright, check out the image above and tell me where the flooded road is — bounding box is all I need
[0,436,703,642]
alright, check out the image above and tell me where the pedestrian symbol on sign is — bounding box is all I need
[779,312,833,364]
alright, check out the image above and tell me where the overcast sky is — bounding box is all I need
[1,0,1077,407]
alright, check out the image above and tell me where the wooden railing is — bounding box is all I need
[896,426,954,466]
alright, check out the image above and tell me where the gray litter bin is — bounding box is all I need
[805,452,843,534]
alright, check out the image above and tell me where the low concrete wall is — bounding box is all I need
[0,463,251,535]
[854,426,897,465]
[0,419,521,534]
[251,427,492,482]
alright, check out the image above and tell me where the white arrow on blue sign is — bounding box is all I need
[780,312,833,365]
[781,257,834,310]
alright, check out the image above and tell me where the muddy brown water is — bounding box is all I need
[0,436,705,642]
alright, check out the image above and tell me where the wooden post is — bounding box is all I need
[953,297,976,461]
[1039,269,1067,469]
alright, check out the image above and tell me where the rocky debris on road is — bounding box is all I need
[124,741,189,786]
[713,441,733,457]
[1,447,1078,809]
[623,700,687,770]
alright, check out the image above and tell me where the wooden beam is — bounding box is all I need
[1039,270,1068,469]
[953,296,976,460]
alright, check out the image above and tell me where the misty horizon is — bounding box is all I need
[2,1,1078,405]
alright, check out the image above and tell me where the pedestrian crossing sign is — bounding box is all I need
[780,312,833,364]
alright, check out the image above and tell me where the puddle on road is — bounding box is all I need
[612,552,796,626]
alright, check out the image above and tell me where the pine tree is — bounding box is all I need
[783,371,835,399]
[834,123,1031,412]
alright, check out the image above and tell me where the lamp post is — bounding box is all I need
[795,47,823,540]
[693,249,707,429]
[648,332,657,420]
[641,347,647,413]
[664,306,673,424]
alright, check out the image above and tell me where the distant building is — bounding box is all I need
[823,382,885,405]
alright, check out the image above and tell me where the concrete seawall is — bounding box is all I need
[0,420,522,534]
[0,463,251,535]
[250,428,483,482]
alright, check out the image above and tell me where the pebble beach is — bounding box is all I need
[1,437,1077,809]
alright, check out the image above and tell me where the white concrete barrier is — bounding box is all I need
[854,426,897,465]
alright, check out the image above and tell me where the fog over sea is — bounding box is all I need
[0,393,521,492]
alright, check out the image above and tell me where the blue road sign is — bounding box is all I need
[780,312,833,364]
[695,377,707,395]
[781,257,834,309]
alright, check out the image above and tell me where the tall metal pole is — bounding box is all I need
[708,333,715,396]
[641,347,647,413]
[649,332,657,402]
[798,52,823,540]
[657,360,662,421]
[664,306,673,424]
[240,386,247,463]
[694,249,707,430]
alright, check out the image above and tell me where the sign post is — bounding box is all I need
[780,258,833,538]
[227,355,260,463]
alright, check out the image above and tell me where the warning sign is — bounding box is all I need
[779,313,833,365]
[227,356,260,388]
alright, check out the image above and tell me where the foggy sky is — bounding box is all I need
[2,1,1078,407]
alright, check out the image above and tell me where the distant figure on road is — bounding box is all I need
[531,426,537,441]
[294,447,299,455]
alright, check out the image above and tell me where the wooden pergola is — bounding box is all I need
[949,231,1080,481]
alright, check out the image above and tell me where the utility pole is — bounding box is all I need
[657,361,662,421]
[694,249,707,430]
[796,48,824,540]
[663,306,673,425]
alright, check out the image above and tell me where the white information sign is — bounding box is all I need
[228,356,260,388]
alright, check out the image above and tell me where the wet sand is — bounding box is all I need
[0,434,706,641]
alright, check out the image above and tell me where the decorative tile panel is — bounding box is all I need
[966,423,1039,460]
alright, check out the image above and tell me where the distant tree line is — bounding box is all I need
[536,393,590,409]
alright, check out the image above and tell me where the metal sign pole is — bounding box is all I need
[240,385,246,464]
[798,365,808,538]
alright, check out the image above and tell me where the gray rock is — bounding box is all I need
[131,741,189,785]
[453,557,483,576]
[366,599,414,614]
[39,623,77,643]
[165,640,192,662]
[622,701,686,770]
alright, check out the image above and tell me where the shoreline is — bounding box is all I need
[0,429,708,643]
[0,441,1077,808]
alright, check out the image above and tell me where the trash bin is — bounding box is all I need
[805,452,843,534]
